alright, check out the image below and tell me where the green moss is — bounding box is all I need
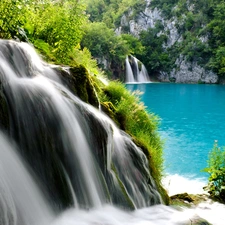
[58,65,99,108]
[100,101,119,125]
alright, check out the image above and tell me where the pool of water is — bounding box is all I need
[127,83,225,182]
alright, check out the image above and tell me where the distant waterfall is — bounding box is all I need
[125,55,150,83]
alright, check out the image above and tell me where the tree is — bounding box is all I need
[0,0,27,39]
[138,28,172,74]
[121,34,144,56]
[25,0,88,63]
[81,22,130,69]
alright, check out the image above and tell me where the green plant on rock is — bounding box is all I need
[203,141,225,202]
[100,81,163,182]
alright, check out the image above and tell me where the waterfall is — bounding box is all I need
[0,40,162,222]
[125,56,151,83]
[0,132,54,225]
[0,40,218,225]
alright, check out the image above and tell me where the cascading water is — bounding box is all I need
[0,132,54,225]
[125,56,150,83]
[0,40,223,225]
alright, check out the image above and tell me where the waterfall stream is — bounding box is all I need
[0,40,224,225]
[125,56,150,83]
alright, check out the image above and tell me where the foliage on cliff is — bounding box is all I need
[145,0,225,77]
[84,0,225,78]
[85,0,146,28]
[4,0,225,79]
[80,22,130,78]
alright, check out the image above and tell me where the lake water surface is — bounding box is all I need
[126,83,225,193]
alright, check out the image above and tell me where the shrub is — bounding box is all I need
[203,141,225,202]
[0,0,27,39]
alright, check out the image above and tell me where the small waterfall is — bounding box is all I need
[125,56,135,83]
[0,132,54,225]
[125,55,151,83]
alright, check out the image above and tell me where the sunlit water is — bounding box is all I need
[127,83,225,194]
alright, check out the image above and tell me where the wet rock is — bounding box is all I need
[171,192,194,203]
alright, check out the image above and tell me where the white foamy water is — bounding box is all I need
[51,201,225,225]
[162,174,225,225]
[50,173,225,225]
[162,174,207,196]
[194,201,225,225]
[0,132,54,225]
[51,205,200,225]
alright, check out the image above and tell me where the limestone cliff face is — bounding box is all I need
[158,56,218,84]
[119,0,218,84]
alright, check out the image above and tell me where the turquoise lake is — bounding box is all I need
[126,83,225,181]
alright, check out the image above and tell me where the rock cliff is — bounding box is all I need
[119,0,219,83]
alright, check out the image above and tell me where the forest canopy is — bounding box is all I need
[2,0,225,78]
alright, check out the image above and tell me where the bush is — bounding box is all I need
[0,0,27,39]
[203,141,225,202]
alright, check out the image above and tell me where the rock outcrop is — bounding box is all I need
[159,56,218,83]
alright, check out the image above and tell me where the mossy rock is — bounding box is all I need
[170,193,211,209]
[100,101,119,125]
[188,217,212,225]
[131,136,150,158]
[56,65,99,108]
[171,192,194,203]
[130,136,170,205]
[110,164,136,210]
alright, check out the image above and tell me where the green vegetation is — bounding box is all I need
[203,141,225,203]
[85,0,146,28]
[137,26,174,74]
[81,22,130,78]
[83,0,225,79]
[98,80,169,203]
[0,0,27,39]
[0,0,90,66]
[151,0,179,18]
[99,81,164,182]
[149,0,225,76]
